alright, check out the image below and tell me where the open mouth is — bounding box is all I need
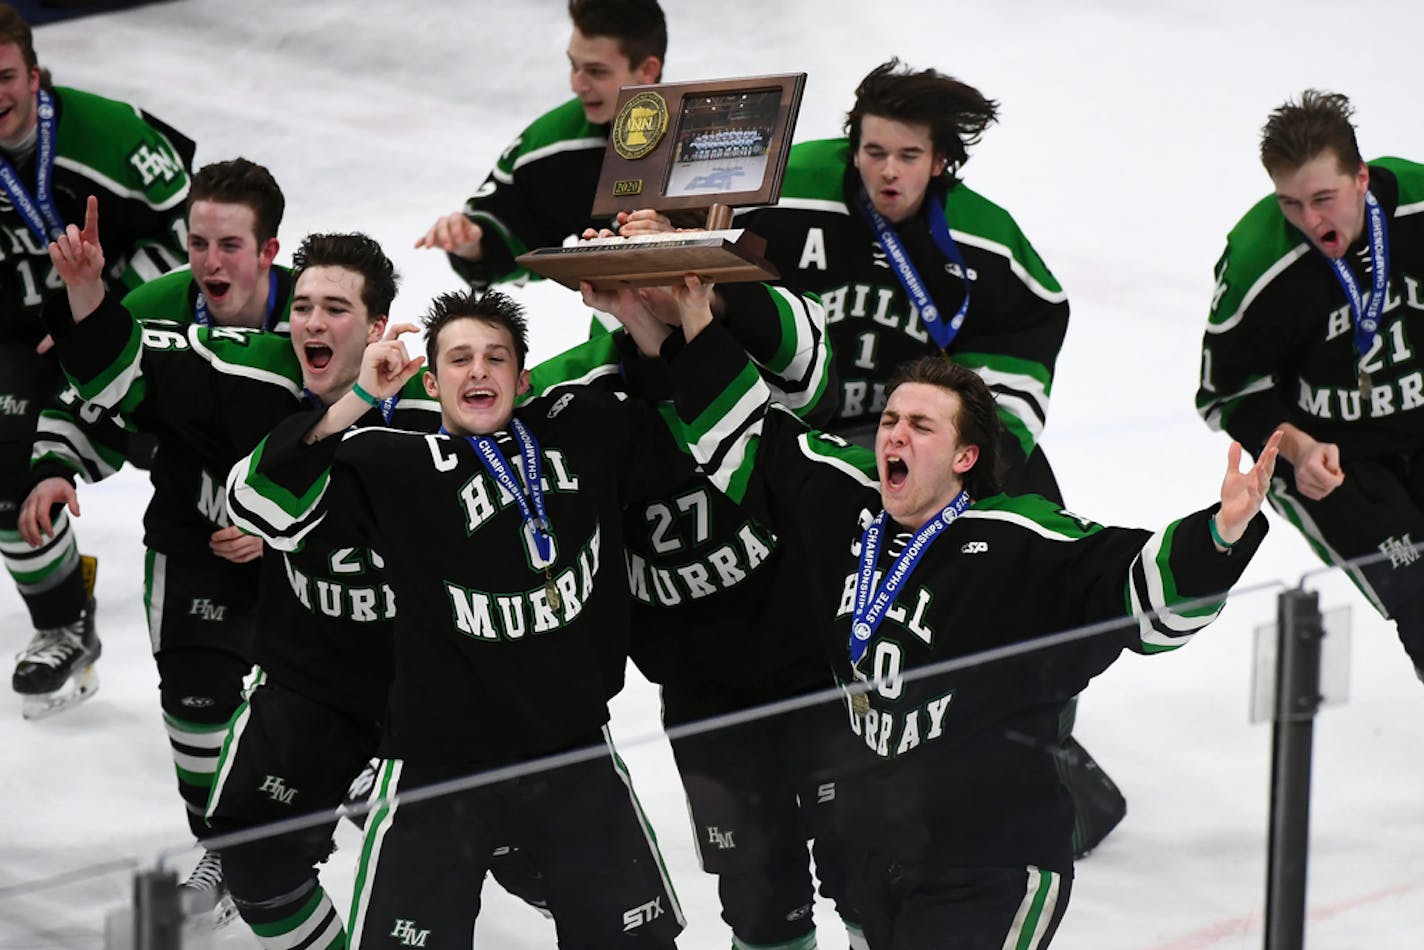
[304,342,333,370]
[885,455,908,489]
[203,279,230,299]
[462,387,496,410]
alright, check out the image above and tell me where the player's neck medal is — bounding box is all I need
[465,420,559,602]
[1321,191,1389,412]
[544,569,562,613]
[846,491,971,717]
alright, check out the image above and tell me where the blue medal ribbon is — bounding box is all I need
[1320,190,1390,385]
[849,489,971,668]
[195,269,281,331]
[464,419,554,567]
[377,392,398,426]
[855,184,970,351]
[0,89,65,244]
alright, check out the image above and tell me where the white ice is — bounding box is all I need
[3,0,1423,947]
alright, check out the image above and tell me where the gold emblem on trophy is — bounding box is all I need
[612,92,669,160]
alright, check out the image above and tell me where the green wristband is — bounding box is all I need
[351,382,380,407]
[1208,515,1235,551]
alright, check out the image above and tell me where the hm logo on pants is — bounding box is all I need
[390,919,431,947]
[258,775,298,805]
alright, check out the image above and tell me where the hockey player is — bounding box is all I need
[531,282,867,948]
[618,59,1125,857]
[415,0,665,288]
[1197,90,1424,678]
[657,273,1276,947]
[619,60,1064,493]
[23,160,291,910]
[44,216,552,941]
[0,1,192,718]
[226,288,686,947]
[122,157,291,332]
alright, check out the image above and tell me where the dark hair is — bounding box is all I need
[846,59,998,181]
[1260,89,1363,177]
[291,233,399,321]
[568,0,666,78]
[0,4,37,72]
[423,288,530,372]
[188,158,285,244]
[886,356,1003,499]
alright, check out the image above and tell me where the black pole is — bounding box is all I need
[132,866,180,950]
[1263,588,1324,950]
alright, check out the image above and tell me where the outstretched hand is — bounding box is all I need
[1215,430,1281,545]
[358,323,425,399]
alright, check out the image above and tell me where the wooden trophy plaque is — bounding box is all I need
[515,73,806,291]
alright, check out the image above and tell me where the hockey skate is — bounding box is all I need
[13,597,100,720]
[179,850,238,929]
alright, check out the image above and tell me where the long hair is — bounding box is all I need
[846,59,999,181]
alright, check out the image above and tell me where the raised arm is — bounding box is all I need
[1214,431,1282,546]
[48,196,106,324]
[302,323,424,444]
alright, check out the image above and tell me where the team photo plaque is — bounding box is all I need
[516,73,806,290]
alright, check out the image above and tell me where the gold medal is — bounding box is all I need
[851,692,870,717]
[545,572,562,612]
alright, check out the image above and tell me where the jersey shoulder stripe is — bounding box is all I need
[964,494,1103,541]
[504,98,606,173]
[122,267,194,318]
[54,86,189,210]
[775,138,1062,297]
[187,326,302,395]
[1210,157,1424,333]
[779,138,853,204]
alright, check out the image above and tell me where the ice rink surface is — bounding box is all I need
[3,0,1424,946]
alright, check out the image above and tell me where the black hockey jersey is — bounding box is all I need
[452,98,611,288]
[1198,158,1424,460]
[527,282,837,693]
[228,386,687,765]
[736,138,1068,471]
[672,320,1268,873]
[44,289,442,721]
[2,86,190,349]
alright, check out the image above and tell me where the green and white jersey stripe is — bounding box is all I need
[955,351,1053,456]
[1126,518,1226,651]
[226,434,333,552]
[681,360,770,502]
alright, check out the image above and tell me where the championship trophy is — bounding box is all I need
[515,73,806,290]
